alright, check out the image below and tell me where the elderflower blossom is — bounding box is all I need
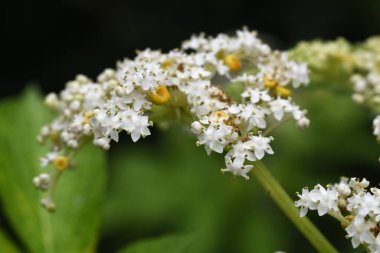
[295,178,380,252]
[36,28,310,210]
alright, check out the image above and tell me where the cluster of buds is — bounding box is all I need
[289,38,353,80]
[350,37,380,143]
[291,37,380,147]
[36,28,310,210]
[295,178,380,252]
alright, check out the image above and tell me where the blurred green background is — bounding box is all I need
[1,0,380,252]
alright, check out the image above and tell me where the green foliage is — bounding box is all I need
[101,86,378,253]
[101,126,310,253]
[0,83,377,253]
[117,234,193,253]
[0,228,20,253]
[0,87,107,253]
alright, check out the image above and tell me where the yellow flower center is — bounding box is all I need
[275,86,292,98]
[263,76,278,89]
[161,59,173,69]
[148,85,171,105]
[53,156,69,172]
[212,111,227,118]
[224,54,241,72]
[83,111,94,124]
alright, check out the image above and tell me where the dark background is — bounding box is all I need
[1,0,380,97]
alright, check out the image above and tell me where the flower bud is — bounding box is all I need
[45,93,60,111]
[297,117,310,129]
[264,76,277,89]
[275,86,292,98]
[191,121,203,134]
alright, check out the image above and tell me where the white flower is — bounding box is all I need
[369,234,380,253]
[335,180,351,197]
[191,121,203,135]
[123,90,151,111]
[249,135,274,160]
[349,178,369,194]
[232,73,258,84]
[238,103,268,131]
[297,116,310,129]
[268,98,292,121]
[288,61,309,88]
[348,192,380,217]
[346,215,376,248]
[93,137,111,150]
[197,123,233,154]
[227,140,256,162]
[40,151,60,167]
[351,74,367,93]
[221,156,253,180]
[45,93,60,110]
[241,87,272,104]
[295,188,318,217]
[373,116,380,136]
[309,184,339,216]
[182,33,208,50]
[33,173,51,191]
[122,114,151,142]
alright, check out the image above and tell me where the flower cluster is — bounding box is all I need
[291,37,380,148]
[35,28,309,210]
[290,39,353,79]
[350,37,380,143]
[295,178,380,252]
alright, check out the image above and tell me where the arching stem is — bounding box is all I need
[251,161,339,253]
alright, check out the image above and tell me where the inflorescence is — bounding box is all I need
[295,178,380,252]
[291,37,380,146]
[34,28,309,211]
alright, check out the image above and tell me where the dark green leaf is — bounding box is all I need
[0,87,106,253]
[0,228,21,253]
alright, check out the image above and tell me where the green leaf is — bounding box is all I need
[0,87,106,253]
[117,234,193,253]
[0,228,21,253]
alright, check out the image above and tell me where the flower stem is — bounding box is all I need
[263,116,292,137]
[252,161,338,253]
[327,210,350,228]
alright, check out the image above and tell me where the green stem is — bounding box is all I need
[327,211,350,228]
[263,116,292,137]
[251,161,338,253]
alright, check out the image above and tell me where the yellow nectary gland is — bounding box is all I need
[263,76,278,89]
[212,110,227,119]
[224,54,241,72]
[53,156,69,171]
[161,59,173,69]
[148,85,171,105]
[83,111,94,124]
[275,86,292,98]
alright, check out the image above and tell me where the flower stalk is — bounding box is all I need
[252,161,338,253]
